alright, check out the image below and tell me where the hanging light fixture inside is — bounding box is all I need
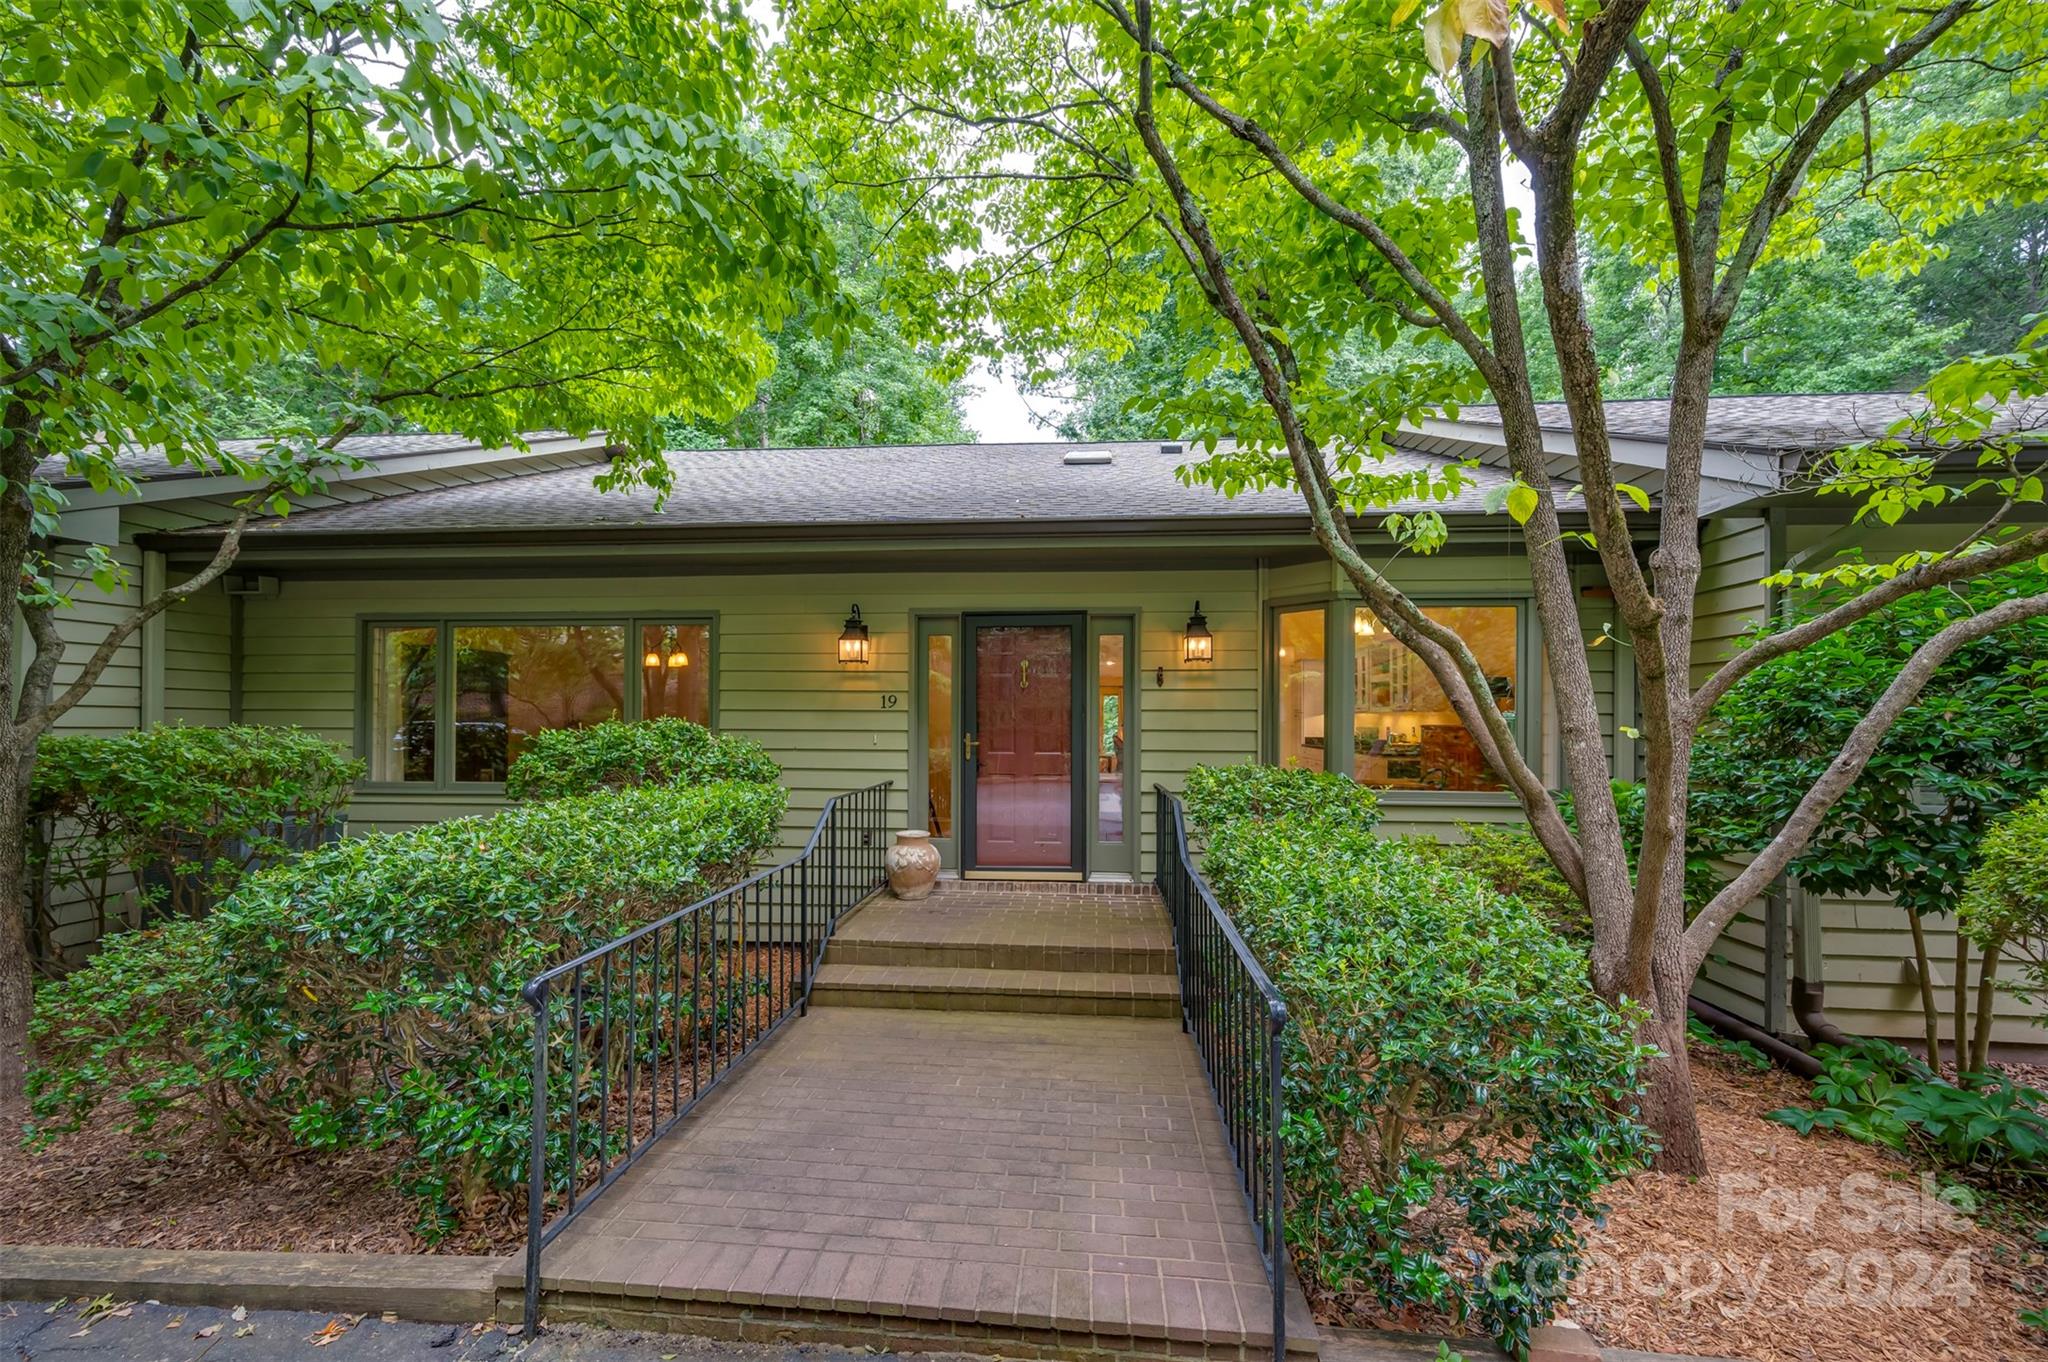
[642,648,663,669]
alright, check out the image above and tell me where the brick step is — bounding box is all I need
[808,962,1180,1016]
[825,935,1176,975]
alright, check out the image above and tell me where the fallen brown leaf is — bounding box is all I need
[308,1316,355,1347]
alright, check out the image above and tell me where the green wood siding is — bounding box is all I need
[236,566,1262,869]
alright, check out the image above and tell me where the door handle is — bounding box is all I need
[963,733,979,762]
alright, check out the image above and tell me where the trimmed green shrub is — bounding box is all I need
[1184,760,1381,832]
[28,779,786,1236]
[1409,822,1589,940]
[504,717,778,801]
[1184,763,1653,1357]
[27,725,363,954]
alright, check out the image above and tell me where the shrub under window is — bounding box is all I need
[28,778,786,1237]
[504,718,778,801]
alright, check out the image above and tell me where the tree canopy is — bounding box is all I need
[665,204,972,448]
[1048,58,2046,440]
[777,0,2048,1171]
[0,0,843,1116]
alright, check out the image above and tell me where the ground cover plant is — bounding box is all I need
[25,725,362,967]
[1767,1038,2048,1176]
[1183,763,1653,1356]
[26,775,786,1237]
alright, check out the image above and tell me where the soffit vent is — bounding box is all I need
[1062,448,1113,466]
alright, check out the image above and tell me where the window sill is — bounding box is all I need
[353,784,510,799]
[1368,789,1523,805]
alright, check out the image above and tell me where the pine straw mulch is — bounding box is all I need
[2,946,805,1259]
[1563,1043,2048,1361]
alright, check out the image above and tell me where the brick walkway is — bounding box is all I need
[506,885,1313,1360]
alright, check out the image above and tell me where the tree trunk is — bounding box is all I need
[1970,933,2004,1075]
[1952,933,1971,1076]
[1640,1007,1708,1173]
[0,412,36,1127]
[1907,910,1943,1063]
[0,778,31,1129]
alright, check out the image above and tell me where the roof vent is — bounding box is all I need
[1062,448,1113,466]
[1160,441,1184,455]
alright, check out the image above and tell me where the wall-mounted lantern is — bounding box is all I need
[1182,602,1214,665]
[837,604,872,666]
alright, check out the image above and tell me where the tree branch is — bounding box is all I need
[1623,35,1699,323]
[1710,0,1979,325]
[1094,0,1512,392]
[1686,588,2048,972]
[1692,522,2048,720]
[1121,0,1583,892]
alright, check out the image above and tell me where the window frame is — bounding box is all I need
[1263,593,1537,801]
[356,611,720,793]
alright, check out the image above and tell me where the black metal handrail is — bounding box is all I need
[1154,785,1288,1362]
[519,781,893,1331]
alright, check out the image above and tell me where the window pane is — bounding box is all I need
[640,623,711,725]
[1276,608,1327,770]
[453,625,624,782]
[1098,633,1126,843]
[926,632,954,838]
[369,626,438,782]
[1353,604,1517,792]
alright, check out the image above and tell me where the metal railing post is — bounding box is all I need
[1268,1007,1288,1362]
[522,977,550,1335]
[799,808,815,1014]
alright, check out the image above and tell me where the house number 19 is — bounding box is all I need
[879,694,900,709]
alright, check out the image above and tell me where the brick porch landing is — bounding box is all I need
[501,885,1314,1360]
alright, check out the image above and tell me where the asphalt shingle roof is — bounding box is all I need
[37,432,567,489]
[1455,392,2032,452]
[243,439,1532,537]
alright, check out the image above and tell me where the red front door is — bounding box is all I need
[968,620,1078,870]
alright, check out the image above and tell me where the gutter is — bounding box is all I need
[138,512,1587,556]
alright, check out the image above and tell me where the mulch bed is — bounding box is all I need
[0,1123,461,1255]
[1564,1044,2048,1361]
[1,945,805,1260]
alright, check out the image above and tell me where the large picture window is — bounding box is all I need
[364,617,715,786]
[1352,604,1518,792]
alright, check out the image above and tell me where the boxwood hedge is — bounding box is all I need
[29,778,786,1236]
[504,717,778,801]
[1183,763,1653,1356]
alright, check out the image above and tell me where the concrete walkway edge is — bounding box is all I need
[0,1244,502,1323]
